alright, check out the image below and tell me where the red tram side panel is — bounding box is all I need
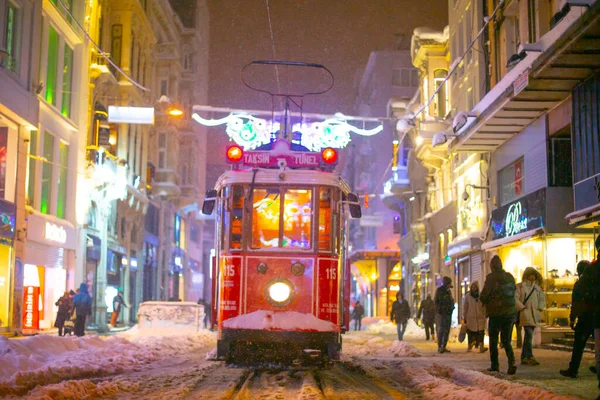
[316,258,340,324]
[218,255,242,330]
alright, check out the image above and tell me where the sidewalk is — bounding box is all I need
[377,332,598,399]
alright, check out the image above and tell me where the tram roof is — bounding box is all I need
[215,168,352,193]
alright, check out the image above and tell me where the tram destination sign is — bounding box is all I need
[242,150,321,168]
[490,188,546,240]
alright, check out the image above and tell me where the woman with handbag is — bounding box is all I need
[515,267,546,366]
[462,281,488,352]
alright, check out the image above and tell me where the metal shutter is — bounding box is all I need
[471,252,482,286]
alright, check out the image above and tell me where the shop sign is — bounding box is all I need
[490,188,545,240]
[45,222,67,244]
[0,199,15,240]
[22,285,39,330]
[27,214,77,250]
[389,284,400,291]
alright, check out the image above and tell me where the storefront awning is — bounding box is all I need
[481,228,546,251]
[349,249,400,263]
[453,3,600,152]
[448,233,483,257]
[565,203,600,228]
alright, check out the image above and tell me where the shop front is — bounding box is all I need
[483,187,594,342]
[85,234,101,321]
[0,199,16,333]
[170,247,185,301]
[23,213,77,332]
[142,232,158,301]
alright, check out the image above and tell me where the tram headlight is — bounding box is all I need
[265,279,294,306]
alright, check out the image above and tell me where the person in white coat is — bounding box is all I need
[462,281,488,352]
[515,267,545,366]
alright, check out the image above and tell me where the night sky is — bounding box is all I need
[206,0,448,175]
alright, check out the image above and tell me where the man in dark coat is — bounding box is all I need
[351,300,365,331]
[54,291,72,336]
[435,276,455,353]
[111,290,127,327]
[390,293,411,341]
[561,260,593,378]
[480,255,517,375]
[72,283,92,337]
[417,294,436,340]
[580,236,600,389]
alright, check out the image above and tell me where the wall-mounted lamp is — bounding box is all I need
[462,183,490,201]
[34,81,45,94]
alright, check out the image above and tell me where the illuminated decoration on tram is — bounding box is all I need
[192,112,383,151]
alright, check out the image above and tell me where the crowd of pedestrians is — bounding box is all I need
[348,235,600,393]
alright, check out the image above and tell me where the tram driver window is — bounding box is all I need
[283,189,312,249]
[230,185,244,250]
[252,188,281,248]
[319,188,332,251]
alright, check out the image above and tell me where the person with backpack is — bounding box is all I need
[480,255,517,375]
[560,260,593,378]
[72,283,92,336]
[515,267,545,366]
[417,294,436,341]
[435,276,455,353]
[351,300,365,331]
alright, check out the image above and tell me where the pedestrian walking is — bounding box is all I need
[111,290,127,327]
[72,283,92,337]
[417,294,436,341]
[54,291,72,337]
[580,236,600,391]
[480,255,518,375]
[197,298,211,329]
[462,281,487,353]
[390,293,411,341]
[434,276,455,353]
[516,267,545,366]
[351,300,365,331]
[560,260,593,378]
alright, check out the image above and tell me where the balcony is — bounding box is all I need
[153,169,181,199]
[90,52,118,82]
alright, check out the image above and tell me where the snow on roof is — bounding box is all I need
[413,26,449,43]
[222,310,340,332]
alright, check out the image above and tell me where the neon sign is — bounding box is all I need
[23,285,40,330]
[389,284,400,291]
[45,222,67,244]
[505,201,528,236]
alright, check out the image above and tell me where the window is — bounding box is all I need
[457,20,465,76]
[252,188,281,248]
[433,69,448,117]
[2,3,19,71]
[548,134,572,187]
[26,130,37,205]
[111,24,122,67]
[318,188,332,251]
[190,223,200,243]
[181,165,187,185]
[392,69,412,87]
[410,70,419,87]
[45,25,60,106]
[498,157,524,206]
[160,79,168,96]
[56,141,68,218]
[62,44,73,117]
[527,0,537,43]
[282,189,312,248]
[158,132,166,169]
[465,7,472,65]
[158,152,166,169]
[40,132,55,214]
[230,186,243,249]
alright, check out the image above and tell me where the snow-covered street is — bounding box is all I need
[1,320,597,399]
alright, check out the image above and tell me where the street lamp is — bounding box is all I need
[462,183,490,201]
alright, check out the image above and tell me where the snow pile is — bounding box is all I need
[390,340,421,357]
[22,379,122,400]
[137,301,205,335]
[343,335,421,358]
[222,310,340,332]
[0,335,154,396]
[364,319,426,339]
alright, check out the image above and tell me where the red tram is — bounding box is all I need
[202,139,361,362]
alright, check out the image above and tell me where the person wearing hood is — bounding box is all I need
[515,267,545,366]
[72,283,92,337]
[462,281,487,353]
[351,300,365,331]
[435,276,455,353]
[54,291,72,336]
[480,255,517,375]
[417,294,436,341]
[110,290,127,327]
[390,293,411,340]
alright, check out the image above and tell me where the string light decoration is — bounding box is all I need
[192,112,383,151]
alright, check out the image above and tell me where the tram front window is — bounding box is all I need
[252,188,281,248]
[251,188,313,249]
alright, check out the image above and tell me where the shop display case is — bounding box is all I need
[545,275,576,328]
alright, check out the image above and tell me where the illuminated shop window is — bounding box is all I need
[61,44,73,118]
[56,141,69,218]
